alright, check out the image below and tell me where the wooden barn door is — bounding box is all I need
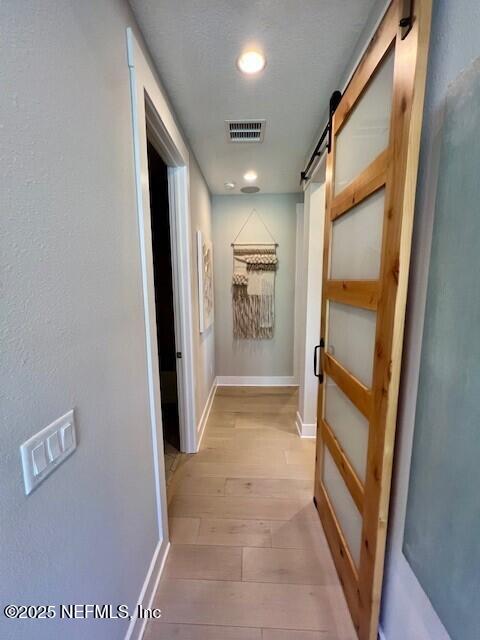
[313,1,432,638]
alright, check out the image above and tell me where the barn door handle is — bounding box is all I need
[313,338,325,383]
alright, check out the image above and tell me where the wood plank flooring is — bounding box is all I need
[145,387,356,640]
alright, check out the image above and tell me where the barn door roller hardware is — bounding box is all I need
[400,0,414,39]
[300,90,342,184]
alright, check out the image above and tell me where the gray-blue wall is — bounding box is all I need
[381,2,480,639]
[403,55,480,639]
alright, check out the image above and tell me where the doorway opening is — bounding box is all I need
[146,139,182,486]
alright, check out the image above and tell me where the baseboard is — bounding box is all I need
[216,376,298,386]
[295,411,316,438]
[124,538,170,640]
[196,377,218,451]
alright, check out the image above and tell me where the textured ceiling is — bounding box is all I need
[129,1,377,194]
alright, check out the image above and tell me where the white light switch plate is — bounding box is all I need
[20,409,77,495]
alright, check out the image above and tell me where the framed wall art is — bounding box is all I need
[197,230,214,333]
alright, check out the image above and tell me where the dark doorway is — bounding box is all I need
[146,140,181,478]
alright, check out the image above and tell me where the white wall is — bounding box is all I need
[189,158,216,416]
[212,193,301,381]
[296,182,325,436]
[293,204,305,384]
[0,2,213,638]
[381,1,480,638]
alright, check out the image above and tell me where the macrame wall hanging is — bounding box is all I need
[231,209,278,340]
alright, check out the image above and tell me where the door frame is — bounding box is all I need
[127,28,197,543]
[313,1,432,638]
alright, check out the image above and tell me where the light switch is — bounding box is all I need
[60,423,74,451]
[32,443,47,476]
[20,409,77,495]
[46,432,61,462]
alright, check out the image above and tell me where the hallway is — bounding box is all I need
[2,2,475,639]
[146,387,356,639]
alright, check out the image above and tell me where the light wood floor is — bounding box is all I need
[146,387,356,640]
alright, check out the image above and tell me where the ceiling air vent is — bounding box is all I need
[225,119,266,143]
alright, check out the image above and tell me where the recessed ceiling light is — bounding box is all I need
[237,51,266,75]
[241,186,260,194]
[224,181,236,190]
[243,170,258,182]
